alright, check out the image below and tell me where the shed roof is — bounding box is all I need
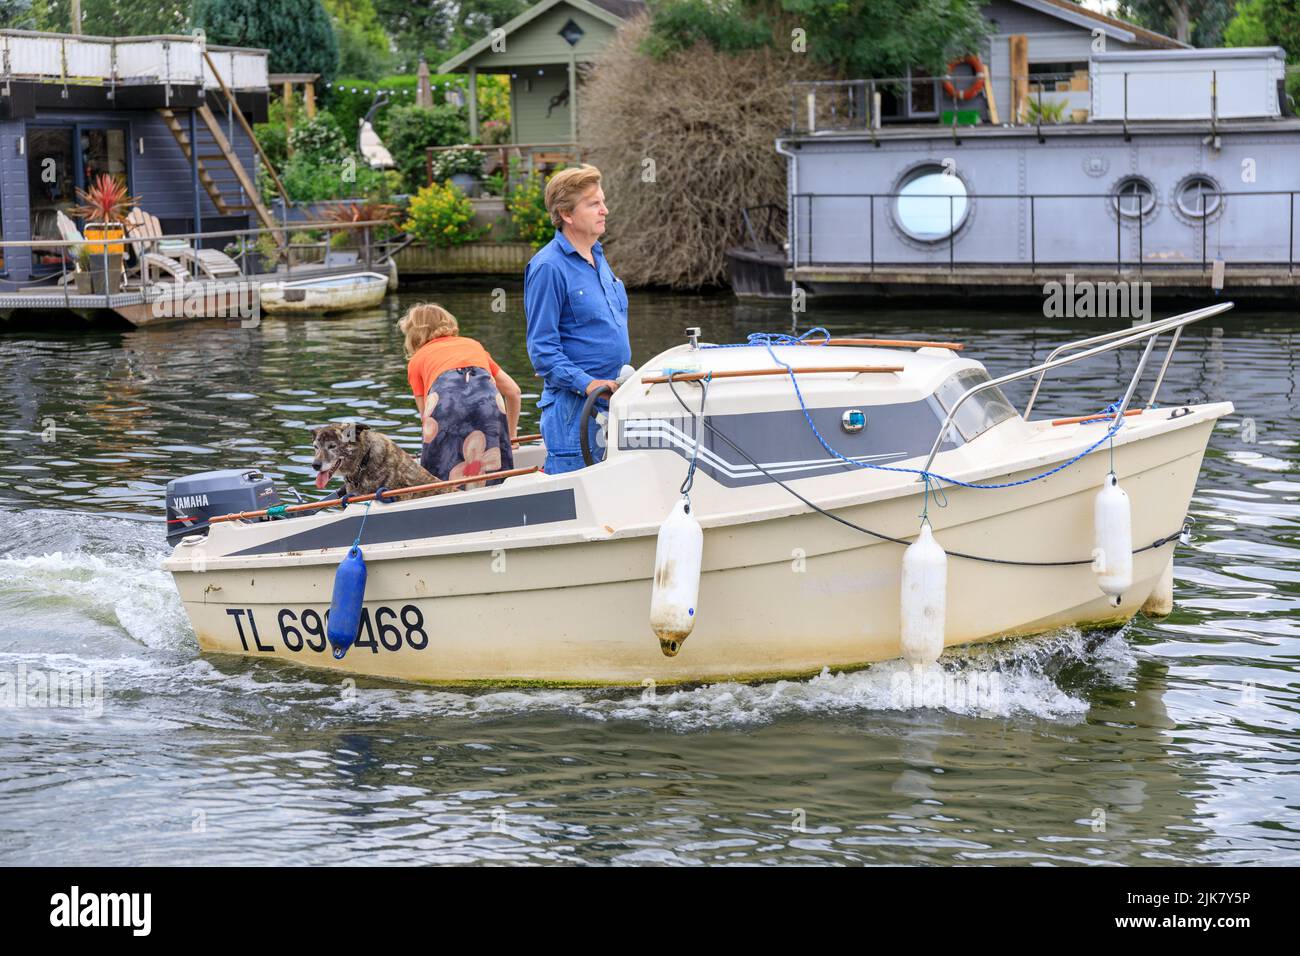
[437,0,645,74]
[1006,0,1187,49]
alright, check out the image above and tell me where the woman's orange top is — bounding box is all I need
[408,336,502,399]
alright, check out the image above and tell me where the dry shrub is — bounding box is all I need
[579,16,834,289]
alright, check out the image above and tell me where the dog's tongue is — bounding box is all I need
[315,468,332,490]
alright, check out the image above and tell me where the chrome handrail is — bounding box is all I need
[920,301,1235,477]
[1022,303,1228,416]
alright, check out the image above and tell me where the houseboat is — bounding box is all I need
[729,0,1300,304]
[0,30,386,325]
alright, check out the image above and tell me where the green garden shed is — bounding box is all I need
[437,0,645,148]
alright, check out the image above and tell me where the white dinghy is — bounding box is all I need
[163,304,1234,686]
[258,271,389,315]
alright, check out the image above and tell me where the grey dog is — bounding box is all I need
[311,423,441,498]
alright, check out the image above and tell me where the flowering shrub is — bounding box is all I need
[428,145,485,182]
[404,181,488,248]
[480,119,511,145]
[288,115,349,162]
[506,170,561,249]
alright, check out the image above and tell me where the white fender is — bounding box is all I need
[650,498,703,657]
[1093,473,1133,606]
[900,523,947,667]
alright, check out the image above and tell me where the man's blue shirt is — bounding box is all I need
[524,228,631,398]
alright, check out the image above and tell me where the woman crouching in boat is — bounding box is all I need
[400,303,521,488]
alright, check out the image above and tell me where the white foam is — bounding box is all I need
[0,548,191,650]
[297,628,1110,730]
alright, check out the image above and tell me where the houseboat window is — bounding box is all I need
[896,166,969,241]
[1177,176,1221,217]
[1112,177,1155,218]
[26,128,77,271]
[81,128,128,187]
[908,68,938,116]
[933,368,1018,442]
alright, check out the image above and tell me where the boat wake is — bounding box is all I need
[301,630,1118,730]
[0,509,191,651]
[0,508,1130,733]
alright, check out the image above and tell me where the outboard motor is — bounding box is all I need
[165,469,280,546]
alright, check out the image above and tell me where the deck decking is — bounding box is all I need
[0,262,382,326]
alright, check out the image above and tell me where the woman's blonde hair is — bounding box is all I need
[545,164,602,228]
[399,303,459,358]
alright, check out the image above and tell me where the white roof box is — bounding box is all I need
[1090,47,1288,121]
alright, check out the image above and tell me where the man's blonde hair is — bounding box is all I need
[398,303,459,358]
[545,164,602,228]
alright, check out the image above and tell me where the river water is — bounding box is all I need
[0,288,1296,865]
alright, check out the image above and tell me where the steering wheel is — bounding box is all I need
[579,383,614,467]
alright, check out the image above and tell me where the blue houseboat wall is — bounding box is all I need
[787,124,1300,269]
[0,107,258,285]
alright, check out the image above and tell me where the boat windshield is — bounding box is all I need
[933,368,1018,442]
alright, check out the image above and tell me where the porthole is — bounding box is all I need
[1177,175,1222,218]
[895,165,970,241]
[1112,176,1155,218]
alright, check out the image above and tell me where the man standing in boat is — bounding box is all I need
[524,164,631,474]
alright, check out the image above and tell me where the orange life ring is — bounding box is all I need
[942,55,986,102]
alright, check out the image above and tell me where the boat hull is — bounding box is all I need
[258,272,389,314]
[169,414,1216,686]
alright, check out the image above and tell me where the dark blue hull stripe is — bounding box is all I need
[229,489,578,556]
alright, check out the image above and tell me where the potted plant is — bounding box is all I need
[429,146,485,197]
[321,200,400,255]
[253,232,283,273]
[1024,97,1067,125]
[73,245,94,294]
[73,173,138,294]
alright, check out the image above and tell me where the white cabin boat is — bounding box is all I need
[163,304,1234,686]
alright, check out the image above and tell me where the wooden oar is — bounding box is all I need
[1051,409,1143,426]
[642,366,902,384]
[816,338,964,351]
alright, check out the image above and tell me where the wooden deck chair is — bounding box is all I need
[52,210,84,286]
[125,209,194,258]
[124,208,191,287]
[177,247,244,280]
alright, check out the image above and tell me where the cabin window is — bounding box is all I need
[896,165,969,242]
[1112,176,1155,218]
[1177,175,1221,217]
[933,367,1018,442]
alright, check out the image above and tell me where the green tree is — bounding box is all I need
[643,0,989,79]
[0,0,38,28]
[1118,0,1236,46]
[21,0,190,33]
[1224,0,1270,45]
[378,102,470,191]
[1251,0,1300,53]
[323,0,392,80]
[1225,0,1300,99]
[372,0,530,69]
[195,0,340,89]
